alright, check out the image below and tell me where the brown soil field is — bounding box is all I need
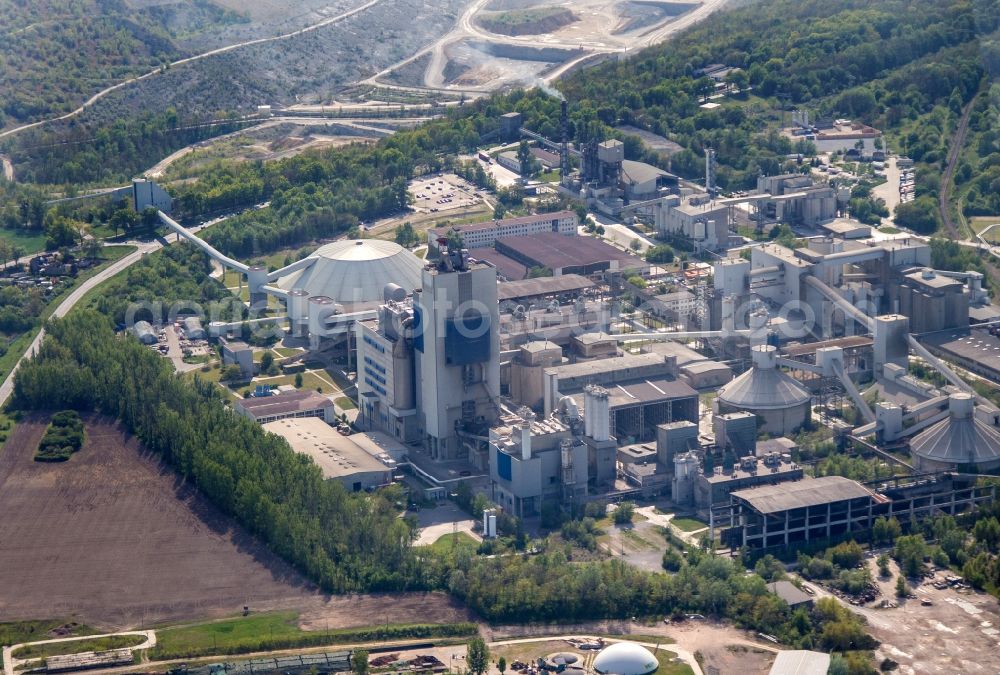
[0,415,475,630]
[0,415,320,627]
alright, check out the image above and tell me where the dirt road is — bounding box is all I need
[939,91,980,239]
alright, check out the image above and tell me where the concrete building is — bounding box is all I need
[621,160,671,200]
[263,418,393,492]
[355,291,420,442]
[655,195,730,252]
[413,246,501,459]
[695,452,803,513]
[509,340,563,410]
[235,390,336,424]
[724,474,996,551]
[713,411,757,454]
[756,174,840,226]
[220,336,254,378]
[489,409,588,517]
[896,269,969,334]
[727,476,876,549]
[428,211,578,255]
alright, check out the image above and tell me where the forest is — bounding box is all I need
[0,0,246,127]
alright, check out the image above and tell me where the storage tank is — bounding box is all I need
[288,289,310,337]
[909,393,1000,472]
[593,642,658,675]
[716,345,811,436]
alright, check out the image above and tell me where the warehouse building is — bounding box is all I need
[235,390,336,424]
[263,417,394,492]
[494,232,648,277]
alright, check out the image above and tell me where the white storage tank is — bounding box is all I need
[593,642,658,675]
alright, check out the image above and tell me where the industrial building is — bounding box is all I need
[489,408,588,517]
[355,242,501,460]
[263,418,395,491]
[428,211,578,255]
[132,320,157,345]
[492,232,648,277]
[235,390,336,424]
[721,474,997,551]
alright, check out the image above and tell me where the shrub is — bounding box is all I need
[35,410,85,462]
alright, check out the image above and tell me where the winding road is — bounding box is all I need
[0,0,389,142]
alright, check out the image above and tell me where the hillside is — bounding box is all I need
[478,7,577,36]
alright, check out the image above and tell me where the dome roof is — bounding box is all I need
[275,239,423,305]
[718,345,811,410]
[910,394,1000,470]
[593,642,658,675]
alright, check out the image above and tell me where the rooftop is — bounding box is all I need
[607,377,698,407]
[263,418,390,479]
[235,390,333,419]
[621,159,668,185]
[498,274,594,301]
[468,247,527,280]
[546,352,667,379]
[732,476,874,514]
[904,270,962,291]
[496,232,645,271]
[704,457,800,484]
[767,580,814,607]
[768,650,830,675]
[922,329,1000,373]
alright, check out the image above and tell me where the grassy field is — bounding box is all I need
[670,517,708,532]
[0,229,47,256]
[0,620,94,649]
[148,613,477,660]
[12,634,147,660]
[0,245,136,384]
[419,532,479,555]
[653,647,695,675]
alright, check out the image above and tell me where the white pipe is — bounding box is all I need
[158,211,249,273]
[833,359,875,423]
[261,284,289,299]
[266,255,316,281]
[906,334,978,398]
[804,275,874,332]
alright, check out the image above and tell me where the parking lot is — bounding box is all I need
[408,173,484,213]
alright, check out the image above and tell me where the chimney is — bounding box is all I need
[517,406,535,460]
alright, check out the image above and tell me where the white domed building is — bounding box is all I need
[592,642,659,675]
[273,239,423,307]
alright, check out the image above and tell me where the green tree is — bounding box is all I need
[294,372,303,388]
[351,649,369,675]
[613,501,635,525]
[466,637,489,675]
[895,574,908,598]
[395,222,419,248]
[894,534,929,578]
[497,657,507,675]
[645,244,675,264]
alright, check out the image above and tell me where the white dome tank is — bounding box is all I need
[593,642,658,675]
